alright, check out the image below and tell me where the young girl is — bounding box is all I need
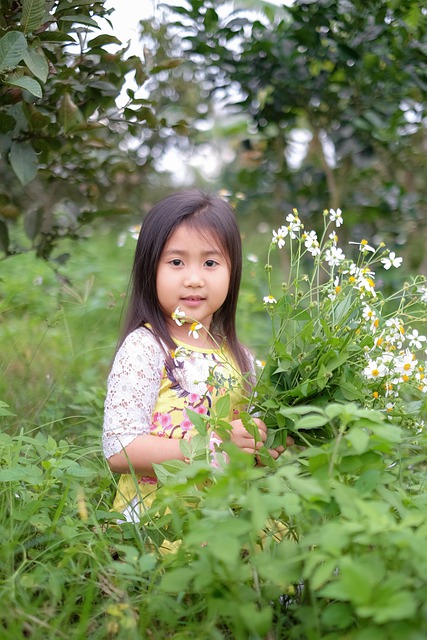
[102,189,285,523]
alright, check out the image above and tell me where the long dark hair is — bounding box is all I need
[119,189,251,376]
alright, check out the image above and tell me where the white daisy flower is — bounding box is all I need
[303,230,321,256]
[381,251,403,270]
[329,208,343,227]
[407,329,427,350]
[188,321,203,339]
[263,295,277,304]
[272,226,288,249]
[172,307,186,326]
[324,246,345,267]
[363,360,387,379]
[394,349,417,377]
[349,240,375,253]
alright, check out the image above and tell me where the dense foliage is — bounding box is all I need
[2,1,427,638]
[146,0,427,267]
[0,0,180,263]
[254,207,427,448]
[2,222,427,639]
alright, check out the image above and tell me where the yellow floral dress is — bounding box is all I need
[102,326,248,523]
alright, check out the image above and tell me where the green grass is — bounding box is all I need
[3,225,427,639]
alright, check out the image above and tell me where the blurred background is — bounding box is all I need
[1,0,426,440]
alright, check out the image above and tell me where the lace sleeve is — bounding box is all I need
[102,328,165,459]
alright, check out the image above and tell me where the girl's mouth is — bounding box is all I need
[182,296,205,306]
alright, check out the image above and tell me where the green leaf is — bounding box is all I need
[0,400,14,416]
[59,14,99,28]
[21,0,46,33]
[0,113,16,133]
[23,47,49,82]
[58,93,82,133]
[295,414,329,430]
[151,58,184,73]
[9,141,38,185]
[214,393,231,420]
[37,31,75,43]
[6,76,42,99]
[23,207,43,241]
[358,590,417,623]
[346,427,370,454]
[88,35,122,48]
[186,408,209,434]
[0,465,43,484]
[0,31,28,72]
[160,567,194,593]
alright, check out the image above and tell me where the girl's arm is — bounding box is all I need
[107,434,185,475]
[102,328,166,471]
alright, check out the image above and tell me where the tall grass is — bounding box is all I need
[3,223,426,639]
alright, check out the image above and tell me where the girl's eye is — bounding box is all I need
[170,259,183,267]
[205,259,218,268]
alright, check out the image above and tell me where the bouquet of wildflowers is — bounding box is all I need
[252,208,427,448]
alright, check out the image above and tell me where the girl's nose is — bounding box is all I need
[184,270,204,287]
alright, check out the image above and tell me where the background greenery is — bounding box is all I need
[1,0,427,638]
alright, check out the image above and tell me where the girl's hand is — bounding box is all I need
[228,417,267,454]
[256,435,294,466]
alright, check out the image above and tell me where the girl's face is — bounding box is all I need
[156,223,231,343]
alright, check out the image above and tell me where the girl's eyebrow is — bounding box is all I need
[163,248,223,257]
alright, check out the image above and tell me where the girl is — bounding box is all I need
[102,189,286,524]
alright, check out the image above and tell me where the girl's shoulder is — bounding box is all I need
[118,326,167,364]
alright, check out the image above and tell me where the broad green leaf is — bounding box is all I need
[0,113,16,133]
[59,14,99,28]
[358,590,417,623]
[309,558,338,589]
[185,408,209,434]
[0,31,27,72]
[214,392,231,420]
[151,58,184,73]
[23,47,49,82]
[9,141,38,185]
[321,602,354,631]
[0,465,43,484]
[279,405,325,417]
[88,34,122,48]
[160,567,194,593]
[238,602,272,636]
[58,93,82,133]
[346,427,370,454]
[295,414,329,430]
[6,76,42,99]
[21,0,46,33]
[37,30,75,43]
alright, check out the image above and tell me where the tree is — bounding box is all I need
[0,0,182,264]
[161,0,427,268]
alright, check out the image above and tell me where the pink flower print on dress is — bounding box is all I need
[196,405,208,415]
[153,411,173,433]
[180,409,193,435]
